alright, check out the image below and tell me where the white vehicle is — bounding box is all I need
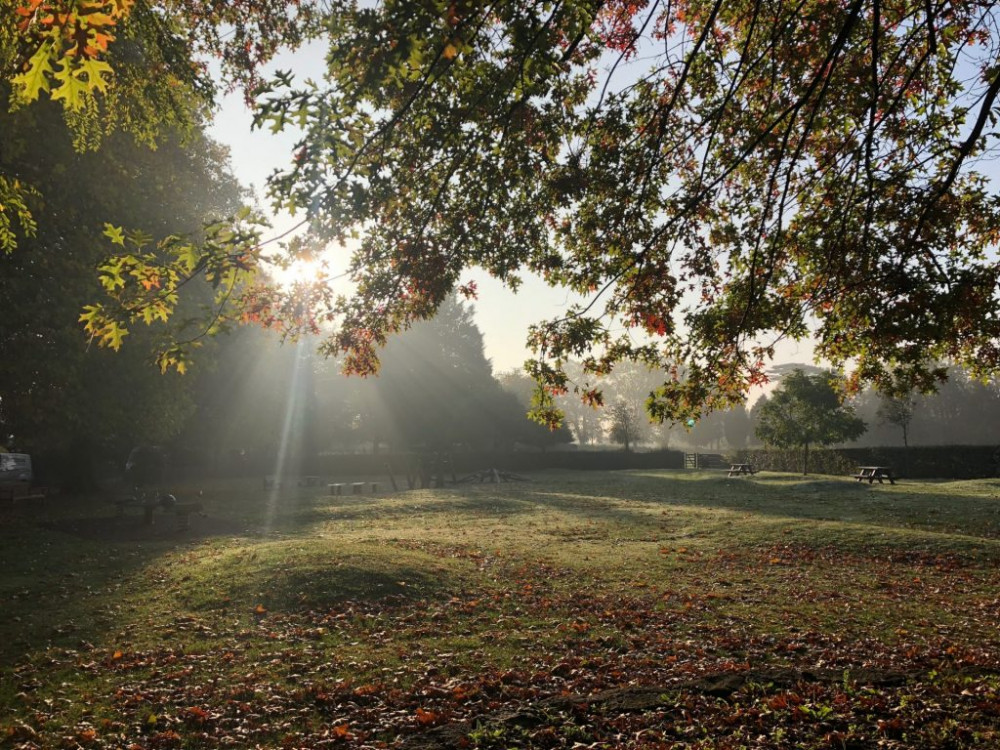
[0,453,33,486]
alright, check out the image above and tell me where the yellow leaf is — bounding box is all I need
[76,11,116,28]
[442,43,458,60]
[76,57,114,94]
[11,43,55,103]
[102,223,125,246]
[50,63,89,111]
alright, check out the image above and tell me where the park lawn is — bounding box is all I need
[1,469,1000,749]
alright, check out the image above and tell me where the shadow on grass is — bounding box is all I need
[0,507,173,665]
[184,561,449,613]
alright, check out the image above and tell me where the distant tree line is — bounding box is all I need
[539,361,999,455]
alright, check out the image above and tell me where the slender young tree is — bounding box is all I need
[608,400,644,453]
[876,395,916,448]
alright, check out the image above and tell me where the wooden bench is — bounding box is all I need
[329,483,344,496]
[112,497,161,524]
[0,484,47,503]
[112,496,203,528]
[173,501,203,530]
[727,463,757,477]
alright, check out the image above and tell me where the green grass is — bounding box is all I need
[2,469,1000,748]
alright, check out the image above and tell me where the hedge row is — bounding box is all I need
[180,445,998,482]
[733,445,1000,479]
[311,449,686,479]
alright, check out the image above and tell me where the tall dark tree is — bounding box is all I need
[0,95,243,487]
[755,370,867,474]
[352,297,546,453]
[496,370,575,450]
[686,409,727,450]
[720,405,752,451]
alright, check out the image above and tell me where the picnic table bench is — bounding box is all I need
[0,484,47,503]
[328,482,380,496]
[727,463,757,477]
[112,494,203,528]
[852,466,896,484]
[455,469,531,484]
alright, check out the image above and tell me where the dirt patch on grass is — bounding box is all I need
[40,512,247,543]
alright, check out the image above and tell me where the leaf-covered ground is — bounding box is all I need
[2,470,1000,749]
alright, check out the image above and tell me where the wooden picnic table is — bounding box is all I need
[112,493,202,528]
[853,466,896,484]
[727,463,757,477]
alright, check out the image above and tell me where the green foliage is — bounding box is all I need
[755,370,867,474]
[0,0,316,372]
[0,175,38,254]
[741,444,1000,480]
[738,447,860,477]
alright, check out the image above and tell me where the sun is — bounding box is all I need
[272,256,327,289]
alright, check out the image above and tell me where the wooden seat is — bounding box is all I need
[0,484,46,503]
[174,502,203,530]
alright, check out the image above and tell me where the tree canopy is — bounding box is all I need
[755,369,867,473]
[6,0,1000,426]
